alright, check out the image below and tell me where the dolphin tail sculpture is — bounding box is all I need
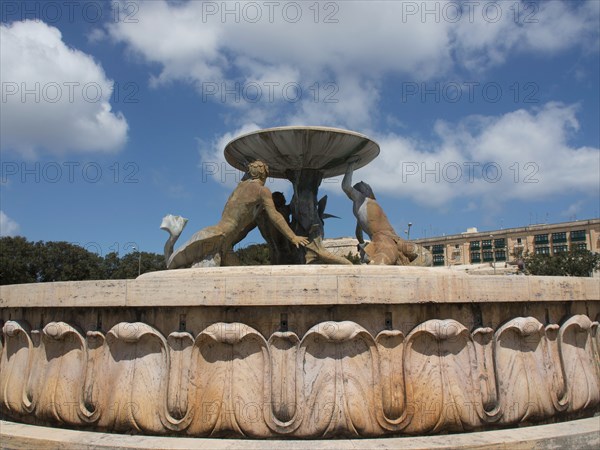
[317,195,341,221]
[160,214,189,265]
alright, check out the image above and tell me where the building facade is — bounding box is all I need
[413,219,600,266]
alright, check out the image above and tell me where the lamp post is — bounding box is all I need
[405,222,412,240]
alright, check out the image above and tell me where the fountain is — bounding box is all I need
[225,126,379,244]
[1,127,598,449]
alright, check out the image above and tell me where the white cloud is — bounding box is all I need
[452,0,600,71]
[105,0,599,127]
[346,103,599,207]
[0,20,128,158]
[198,123,292,195]
[286,74,381,130]
[561,200,585,219]
[107,0,226,88]
[104,0,599,209]
[200,103,599,209]
[198,123,260,187]
[520,0,600,53]
[107,0,453,83]
[0,211,20,237]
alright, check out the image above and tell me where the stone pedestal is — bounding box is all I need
[0,266,598,441]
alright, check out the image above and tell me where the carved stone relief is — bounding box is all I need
[1,315,598,438]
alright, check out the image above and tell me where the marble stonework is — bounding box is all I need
[0,266,598,439]
[223,126,380,179]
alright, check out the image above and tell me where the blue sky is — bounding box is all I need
[1,0,599,258]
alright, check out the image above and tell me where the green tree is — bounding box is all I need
[35,241,105,282]
[102,252,122,279]
[0,237,39,284]
[524,250,600,277]
[107,251,165,279]
[344,251,361,265]
[235,244,271,265]
[142,252,167,274]
[1,237,167,284]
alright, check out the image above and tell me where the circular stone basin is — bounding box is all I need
[224,126,380,178]
[0,266,598,442]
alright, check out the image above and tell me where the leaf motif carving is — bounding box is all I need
[558,315,600,411]
[265,331,301,433]
[0,320,33,416]
[374,330,407,429]
[403,320,481,434]
[166,331,194,425]
[471,327,500,422]
[82,330,104,423]
[97,322,170,433]
[0,313,597,438]
[494,317,555,424]
[187,322,270,438]
[297,321,381,438]
[29,322,88,425]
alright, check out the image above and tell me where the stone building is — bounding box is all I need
[323,218,600,267]
[414,218,600,266]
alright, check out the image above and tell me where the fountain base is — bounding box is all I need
[1,417,598,449]
[1,266,598,440]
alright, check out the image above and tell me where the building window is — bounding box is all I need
[451,245,461,261]
[534,234,549,244]
[482,240,492,249]
[572,243,587,251]
[470,252,481,263]
[516,237,522,244]
[470,241,480,250]
[482,251,494,261]
[433,255,445,266]
[553,245,568,254]
[570,230,586,242]
[494,238,506,248]
[495,250,506,261]
[552,232,567,243]
[432,244,444,255]
[535,246,550,255]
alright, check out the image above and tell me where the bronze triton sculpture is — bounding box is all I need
[162,126,430,267]
[342,161,432,266]
[162,160,308,269]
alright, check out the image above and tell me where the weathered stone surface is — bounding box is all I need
[223,126,380,179]
[1,266,598,308]
[2,417,599,449]
[1,267,598,439]
[0,318,598,437]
